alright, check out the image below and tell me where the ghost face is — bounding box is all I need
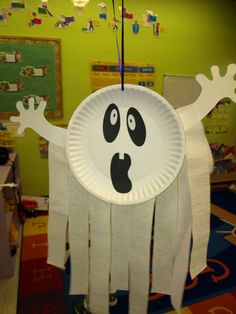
[67,84,185,205]
[103,103,146,194]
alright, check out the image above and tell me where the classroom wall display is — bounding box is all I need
[204,98,232,134]
[91,61,155,92]
[0,36,62,119]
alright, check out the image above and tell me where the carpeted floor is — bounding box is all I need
[17,214,68,314]
[17,189,236,314]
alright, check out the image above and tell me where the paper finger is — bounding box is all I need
[38,100,47,114]
[211,65,220,78]
[10,116,19,123]
[28,97,35,110]
[195,74,208,86]
[227,64,236,78]
[16,101,25,112]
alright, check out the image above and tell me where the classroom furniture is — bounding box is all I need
[0,152,20,278]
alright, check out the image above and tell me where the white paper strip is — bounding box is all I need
[177,106,211,279]
[128,199,155,314]
[47,143,69,268]
[47,211,68,269]
[110,204,129,291]
[89,196,111,314]
[68,171,89,295]
[187,123,210,279]
[171,158,192,312]
[151,178,177,294]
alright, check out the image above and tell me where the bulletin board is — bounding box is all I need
[204,98,233,134]
[163,74,201,109]
[0,36,63,119]
[91,61,156,92]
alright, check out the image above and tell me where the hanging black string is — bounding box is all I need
[112,0,125,91]
[121,0,125,90]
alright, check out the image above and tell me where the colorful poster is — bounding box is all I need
[204,98,232,134]
[91,61,156,92]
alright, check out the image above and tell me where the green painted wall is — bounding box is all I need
[1,0,236,196]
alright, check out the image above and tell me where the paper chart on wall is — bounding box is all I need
[204,98,232,134]
[91,61,156,92]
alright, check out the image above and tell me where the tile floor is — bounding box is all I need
[0,226,21,314]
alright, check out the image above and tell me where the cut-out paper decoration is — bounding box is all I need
[111,17,119,31]
[0,9,12,25]
[11,1,25,9]
[153,22,160,37]
[22,94,50,105]
[55,15,75,28]
[10,64,236,314]
[98,2,107,19]
[81,19,100,32]
[119,6,133,19]
[146,10,157,22]
[38,0,53,16]
[143,10,157,27]
[38,6,47,14]
[98,2,107,12]
[87,17,94,31]
[67,85,185,204]
[28,12,42,26]
[99,12,107,19]
[0,80,24,92]
[0,51,21,63]
[39,123,67,159]
[71,0,90,16]
[20,65,49,77]
[132,20,140,34]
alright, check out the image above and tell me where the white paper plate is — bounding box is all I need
[66,84,185,205]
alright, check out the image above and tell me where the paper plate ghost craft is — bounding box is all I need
[67,84,185,205]
[11,64,236,314]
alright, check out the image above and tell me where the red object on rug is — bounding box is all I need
[17,214,67,314]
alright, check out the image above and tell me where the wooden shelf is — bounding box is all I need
[210,171,236,183]
[0,152,21,278]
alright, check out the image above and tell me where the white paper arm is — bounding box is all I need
[177,64,236,126]
[10,98,66,147]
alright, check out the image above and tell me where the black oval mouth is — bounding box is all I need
[110,153,132,193]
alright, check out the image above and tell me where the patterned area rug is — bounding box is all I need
[18,190,236,314]
[17,214,68,314]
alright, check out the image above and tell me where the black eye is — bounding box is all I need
[127,107,146,146]
[103,103,120,143]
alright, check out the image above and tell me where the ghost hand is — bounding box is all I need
[10,97,47,134]
[194,64,236,120]
[10,97,66,147]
